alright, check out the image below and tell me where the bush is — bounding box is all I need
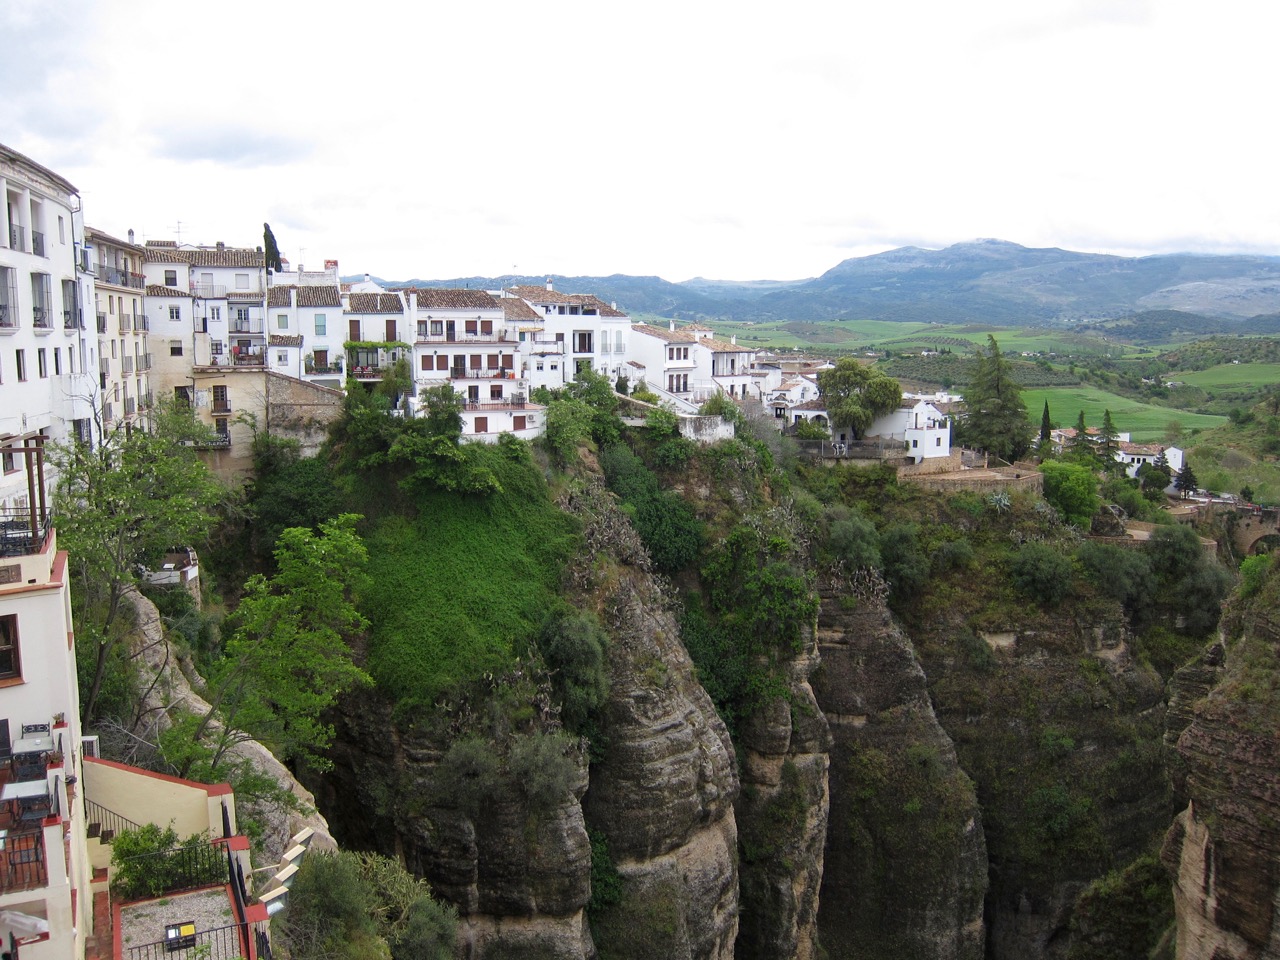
[508,732,579,809]
[930,537,974,574]
[1042,461,1100,527]
[539,611,609,734]
[1011,541,1075,607]
[879,523,930,603]
[1077,542,1156,626]
[828,515,881,570]
[110,824,224,901]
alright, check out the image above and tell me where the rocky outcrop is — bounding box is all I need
[567,479,741,960]
[1162,633,1280,960]
[320,689,598,960]
[734,621,831,960]
[124,588,336,864]
[812,579,987,960]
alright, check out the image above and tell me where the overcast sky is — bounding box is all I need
[3,0,1276,283]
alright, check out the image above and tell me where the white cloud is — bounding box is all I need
[3,0,1277,282]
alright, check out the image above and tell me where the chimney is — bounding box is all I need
[546,278,554,292]
[611,301,617,310]
[216,241,225,252]
[731,335,737,345]
[364,273,371,283]
[669,320,675,332]
[127,228,135,244]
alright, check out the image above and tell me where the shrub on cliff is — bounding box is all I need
[1012,541,1075,607]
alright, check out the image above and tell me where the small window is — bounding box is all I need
[277,351,288,365]
[0,614,20,679]
[164,269,177,286]
[315,314,326,336]
[215,417,230,437]
[58,215,66,244]
[210,306,221,321]
[211,341,224,355]
[16,350,27,381]
[235,273,250,289]
[169,305,181,321]
[53,348,61,375]
[169,340,184,357]
[277,314,288,330]
[490,384,503,399]
[37,348,47,378]
[1,447,16,473]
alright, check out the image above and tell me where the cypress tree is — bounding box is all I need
[1039,401,1052,445]
[263,222,284,273]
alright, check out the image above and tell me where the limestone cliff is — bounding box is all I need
[734,615,831,960]
[1162,578,1280,960]
[565,478,742,960]
[812,577,987,960]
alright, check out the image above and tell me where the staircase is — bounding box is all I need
[85,797,141,845]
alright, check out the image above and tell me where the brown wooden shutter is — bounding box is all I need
[436,355,448,370]
[501,354,514,369]
[487,354,499,369]
[349,318,360,340]
[475,416,488,433]
[385,318,396,341]
[420,355,431,371]
[514,415,526,430]
[481,320,493,335]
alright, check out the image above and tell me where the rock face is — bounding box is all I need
[569,480,742,960]
[125,588,336,865]
[734,618,831,960]
[1163,641,1280,960]
[320,689,598,960]
[812,580,987,960]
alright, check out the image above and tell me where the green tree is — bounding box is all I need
[53,400,227,722]
[956,336,1032,462]
[1096,409,1121,466]
[1011,541,1074,606]
[816,358,902,439]
[1039,401,1052,446]
[377,355,414,410]
[1065,410,1095,461]
[183,515,373,774]
[1174,463,1199,499]
[263,222,284,273]
[419,384,464,441]
[1041,460,1100,527]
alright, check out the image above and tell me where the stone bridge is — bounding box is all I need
[1226,505,1280,555]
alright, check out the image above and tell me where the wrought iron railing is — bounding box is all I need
[0,505,52,558]
[8,224,24,251]
[31,231,44,257]
[113,838,228,899]
[84,797,142,843]
[0,828,46,893]
[125,921,258,960]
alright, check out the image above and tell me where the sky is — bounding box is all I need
[3,0,1278,283]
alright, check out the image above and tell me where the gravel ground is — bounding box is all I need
[120,886,241,956]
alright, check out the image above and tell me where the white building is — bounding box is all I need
[1116,442,1184,478]
[505,282,631,384]
[0,450,92,959]
[85,228,151,435]
[864,400,952,463]
[627,320,757,406]
[1,141,98,510]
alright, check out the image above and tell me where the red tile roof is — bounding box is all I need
[631,323,697,344]
[146,284,192,297]
[269,334,304,347]
[407,288,500,310]
[498,297,542,321]
[267,285,342,308]
[347,293,404,314]
[143,245,264,267]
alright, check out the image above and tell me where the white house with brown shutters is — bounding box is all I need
[504,281,631,385]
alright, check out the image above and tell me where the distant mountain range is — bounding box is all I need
[349,239,1280,331]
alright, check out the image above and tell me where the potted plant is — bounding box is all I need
[304,352,315,373]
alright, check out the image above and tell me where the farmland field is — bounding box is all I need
[1024,385,1227,442]
[1175,362,1280,390]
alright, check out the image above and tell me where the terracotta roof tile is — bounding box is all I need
[267,285,342,308]
[507,284,578,304]
[143,245,264,268]
[499,297,542,321]
[406,288,500,310]
[703,337,751,353]
[269,334,304,347]
[346,293,404,314]
[568,294,629,318]
[630,323,697,344]
[146,284,192,297]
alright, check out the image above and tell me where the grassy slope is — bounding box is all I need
[356,450,580,706]
[1024,385,1227,442]
[1177,362,1280,389]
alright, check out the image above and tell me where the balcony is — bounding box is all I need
[230,350,264,366]
[63,309,81,330]
[124,397,137,416]
[99,357,110,375]
[32,306,51,330]
[416,328,510,344]
[465,395,528,411]
[0,303,14,333]
[122,356,134,375]
[119,315,132,334]
[97,311,107,333]
[0,504,53,559]
[447,368,519,381]
[137,313,149,331]
[229,319,264,335]
[104,402,114,422]
[190,433,232,449]
[8,224,24,252]
[143,352,152,370]
[31,231,45,257]
[97,264,145,288]
[212,400,231,414]
[192,282,228,298]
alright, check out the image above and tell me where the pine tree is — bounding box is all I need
[1175,463,1199,499]
[263,222,284,272]
[1097,408,1121,466]
[1039,401,1052,445]
[1066,410,1094,460]
[956,336,1032,462]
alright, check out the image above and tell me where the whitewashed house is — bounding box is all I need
[505,282,631,384]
